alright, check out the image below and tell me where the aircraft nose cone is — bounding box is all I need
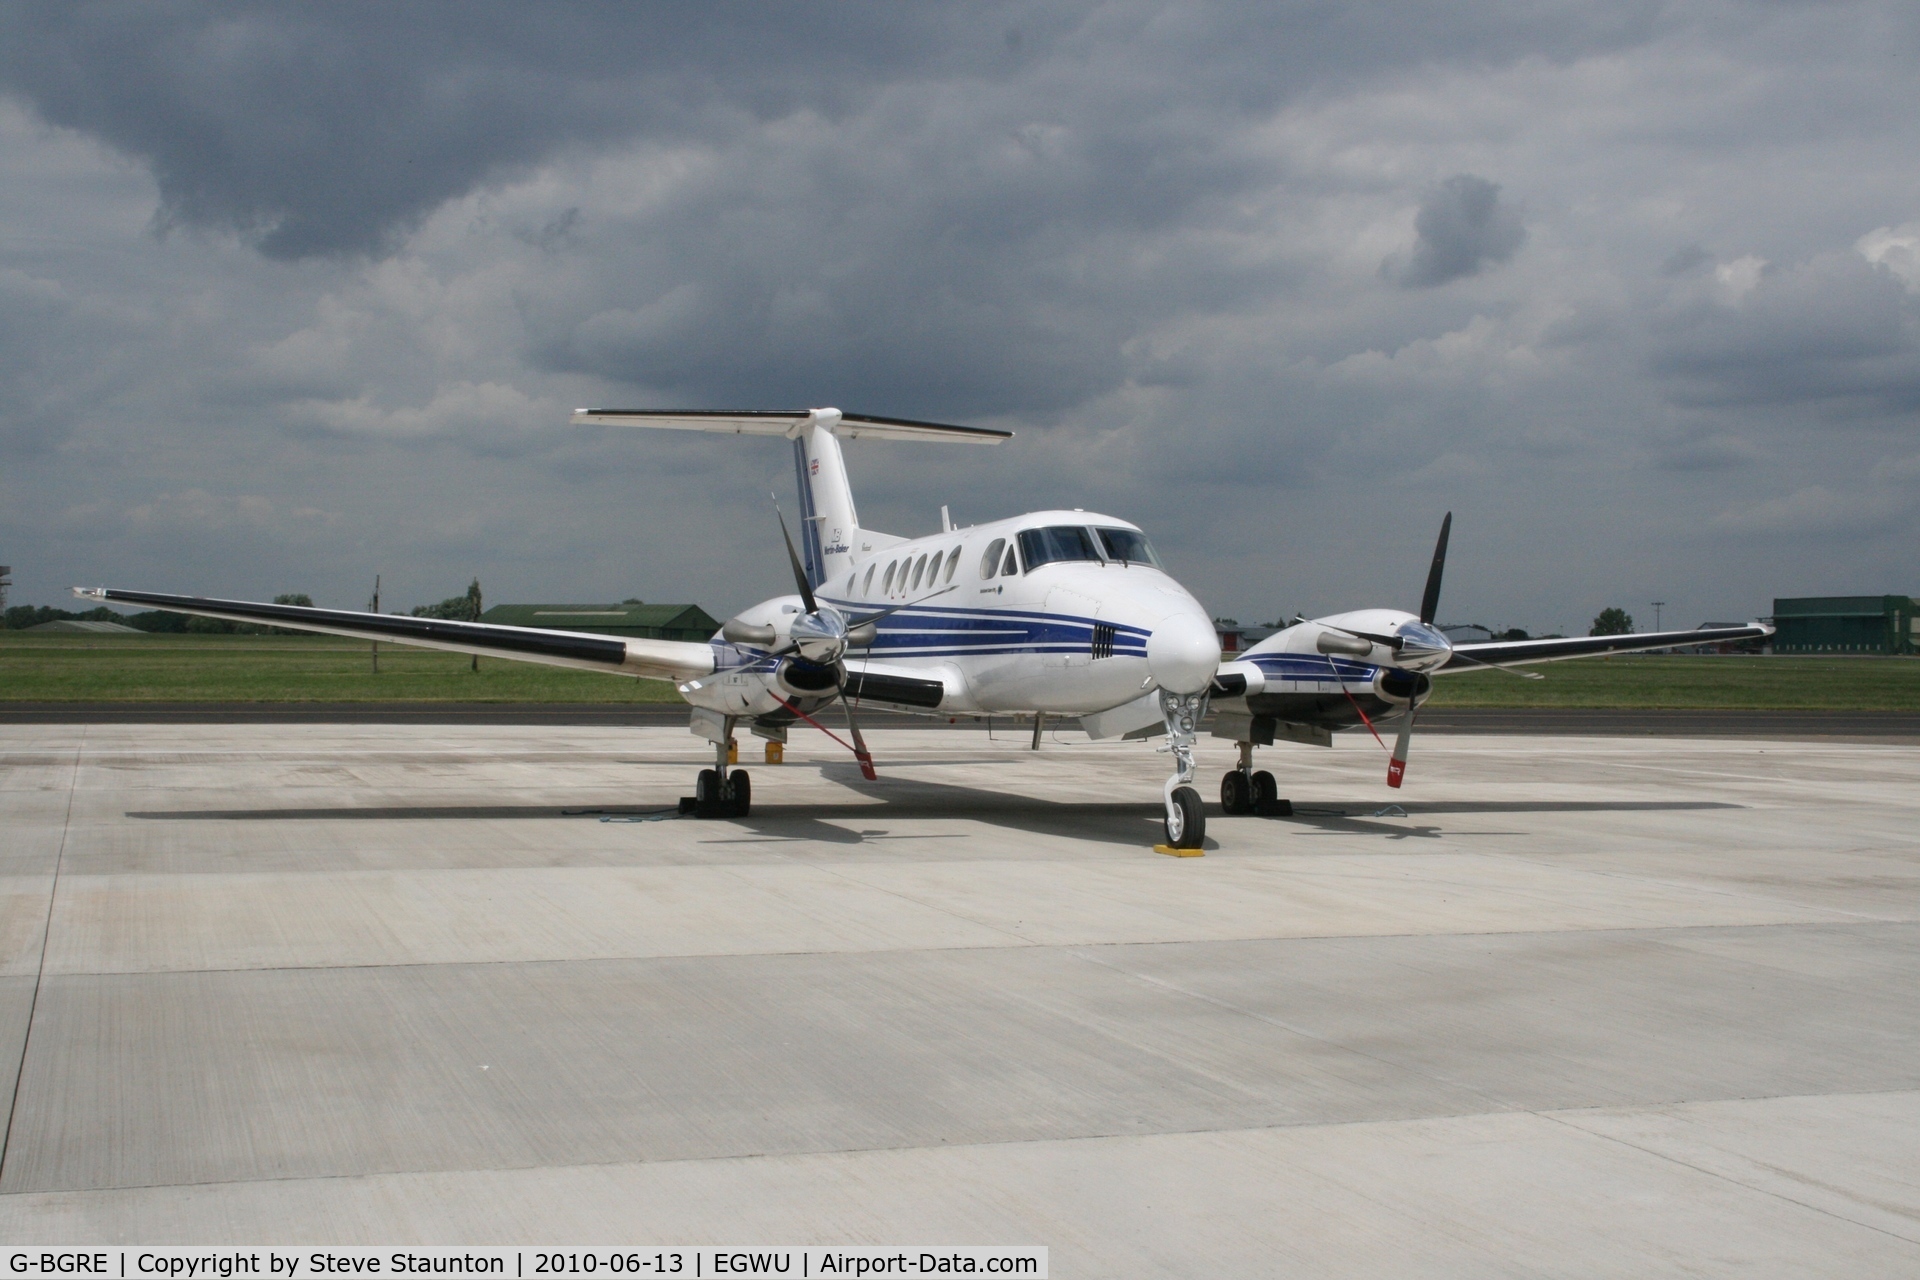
[1148,612,1221,695]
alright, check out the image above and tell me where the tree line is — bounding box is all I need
[5,580,484,630]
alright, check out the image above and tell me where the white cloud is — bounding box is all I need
[1713,254,1768,302]
[1857,220,1920,292]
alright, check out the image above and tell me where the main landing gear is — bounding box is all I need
[1220,740,1291,817]
[681,717,752,818]
[1159,688,1206,849]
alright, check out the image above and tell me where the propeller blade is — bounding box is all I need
[1446,650,1545,679]
[774,503,819,615]
[835,667,877,780]
[1387,705,1415,788]
[1419,512,1452,625]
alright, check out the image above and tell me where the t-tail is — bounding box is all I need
[571,406,1012,589]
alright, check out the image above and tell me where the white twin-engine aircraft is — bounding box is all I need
[78,407,1772,849]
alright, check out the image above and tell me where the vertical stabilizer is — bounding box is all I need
[796,412,860,588]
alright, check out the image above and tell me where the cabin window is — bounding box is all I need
[980,538,1006,579]
[1017,525,1102,571]
[863,564,875,593]
[1095,527,1161,567]
[882,561,897,593]
[943,546,961,583]
[910,554,927,591]
[1000,544,1019,577]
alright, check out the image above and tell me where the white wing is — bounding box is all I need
[571,407,1011,444]
[73,587,716,683]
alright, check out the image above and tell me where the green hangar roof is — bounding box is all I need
[478,602,720,642]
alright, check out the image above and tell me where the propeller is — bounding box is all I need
[1446,649,1545,680]
[770,503,884,778]
[731,502,964,781]
[1420,512,1450,626]
[775,505,819,616]
[1387,512,1450,789]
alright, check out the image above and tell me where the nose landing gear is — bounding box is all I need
[1158,688,1207,849]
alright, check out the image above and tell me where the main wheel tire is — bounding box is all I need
[1220,770,1253,815]
[726,769,751,817]
[1251,770,1291,816]
[1165,785,1206,848]
[695,768,722,817]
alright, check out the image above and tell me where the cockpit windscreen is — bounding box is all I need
[1095,527,1160,566]
[1017,526,1104,570]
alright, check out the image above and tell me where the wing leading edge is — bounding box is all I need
[72,587,717,683]
[1441,623,1774,671]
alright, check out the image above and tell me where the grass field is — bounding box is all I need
[3,632,1919,709]
[0,633,682,703]
[1427,653,1920,709]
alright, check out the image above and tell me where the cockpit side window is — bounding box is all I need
[1000,544,1019,577]
[980,538,1006,579]
[1017,525,1103,571]
[1095,527,1160,567]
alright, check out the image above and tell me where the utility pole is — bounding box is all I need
[369,575,381,673]
[468,577,482,671]
[1652,601,1665,632]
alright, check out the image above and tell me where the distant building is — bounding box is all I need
[1683,623,1767,655]
[1771,596,1917,654]
[1214,618,1282,654]
[479,601,721,642]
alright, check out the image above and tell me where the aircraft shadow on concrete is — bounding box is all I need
[127,778,1741,850]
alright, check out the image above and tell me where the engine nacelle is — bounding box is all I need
[776,657,839,699]
[1372,667,1432,706]
[682,654,840,719]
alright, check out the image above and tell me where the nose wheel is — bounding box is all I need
[1164,784,1205,848]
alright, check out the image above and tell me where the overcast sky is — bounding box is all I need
[2,1,1916,633]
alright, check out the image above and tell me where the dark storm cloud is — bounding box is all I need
[0,2,972,257]
[0,2,1658,260]
[4,0,1920,629]
[1386,175,1527,289]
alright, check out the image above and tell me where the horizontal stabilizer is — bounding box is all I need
[571,407,1011,444]
[72,587,716,683]
[1443,622,1773,671]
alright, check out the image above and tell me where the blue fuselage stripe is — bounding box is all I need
[817,597,1150,659]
